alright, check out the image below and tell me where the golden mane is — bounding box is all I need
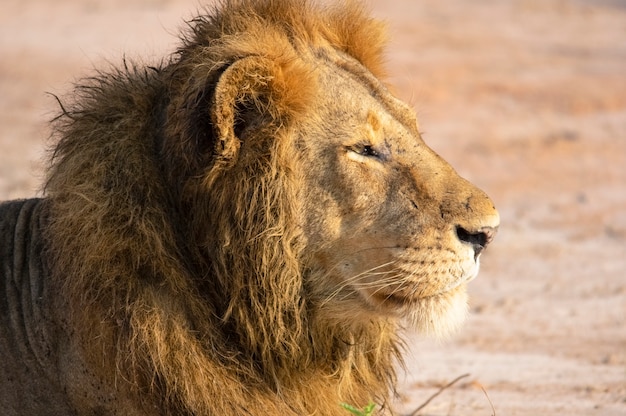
[44,0,397,413]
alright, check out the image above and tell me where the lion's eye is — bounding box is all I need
[346,143,387,164]
[347,144,382,160]
[360,145,379,158]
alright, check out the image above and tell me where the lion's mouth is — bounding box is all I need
[370,291,412,307]
[365,280,469,310]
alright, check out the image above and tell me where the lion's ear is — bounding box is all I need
[210,56,278,167]
[209,55,313,169]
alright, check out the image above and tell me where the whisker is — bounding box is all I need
[318,261,398,307]
[369,266,421,300]
[322,266,421,306]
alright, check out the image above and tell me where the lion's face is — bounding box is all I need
[193,47,498,338]
[297,59,500,335]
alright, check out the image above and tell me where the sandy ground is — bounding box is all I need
[1,0,624,415]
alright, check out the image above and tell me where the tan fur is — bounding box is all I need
[34,1,499,414]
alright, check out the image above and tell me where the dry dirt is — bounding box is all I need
[1,1,624,415]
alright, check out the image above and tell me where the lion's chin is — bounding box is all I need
[399,285,469,338]
[357,283,469,337]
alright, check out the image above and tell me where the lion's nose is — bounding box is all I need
[455,225,497,259]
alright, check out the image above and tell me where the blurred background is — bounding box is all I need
[1,0,624,414]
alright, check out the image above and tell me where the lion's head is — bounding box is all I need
[297,64,499,337]
[42,0,499,414]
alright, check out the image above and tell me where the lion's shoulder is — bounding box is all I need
[0,198,74,414]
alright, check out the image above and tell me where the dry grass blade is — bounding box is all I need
[403,373,470,416]
[479,383,496,416]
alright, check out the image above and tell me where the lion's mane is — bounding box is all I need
[41,0,398,414]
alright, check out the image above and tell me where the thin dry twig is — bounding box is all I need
[479,383,496,416]
[404,373,471,416]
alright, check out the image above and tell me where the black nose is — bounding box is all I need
[455,225,496,259]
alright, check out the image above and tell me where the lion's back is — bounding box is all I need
[0,199,75,415]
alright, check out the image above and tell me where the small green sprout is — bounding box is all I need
[340,401,376,416]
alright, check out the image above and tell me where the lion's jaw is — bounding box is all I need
[299,56,499,338]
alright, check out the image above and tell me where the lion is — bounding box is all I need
[0,0,499,415]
